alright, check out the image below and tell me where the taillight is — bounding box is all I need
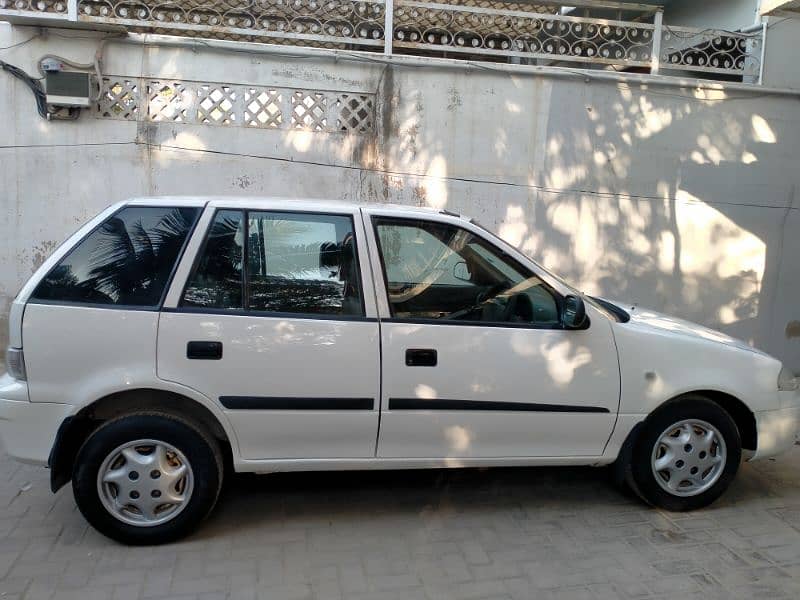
[5,348,26,381]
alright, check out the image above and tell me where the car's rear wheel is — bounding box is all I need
[629,395,741,511]
[73,412,223,545]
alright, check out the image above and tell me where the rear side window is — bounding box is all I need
[181,210,363,316]
[31,206,200,307]
[181,210,244,310]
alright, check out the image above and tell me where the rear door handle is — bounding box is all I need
[405,348,437,367]
[187,341,223,360]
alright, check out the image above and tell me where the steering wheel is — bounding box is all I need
[503,292,534,323]
[476,283,506,305]
[444,284,506,321]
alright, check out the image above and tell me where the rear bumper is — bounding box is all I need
[0,375,71,466]
[752,393,800,460]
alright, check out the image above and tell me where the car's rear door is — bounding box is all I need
[364,208,620,459]
[157,200,380,460]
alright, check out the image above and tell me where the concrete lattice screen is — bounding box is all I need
[96,76,377,133]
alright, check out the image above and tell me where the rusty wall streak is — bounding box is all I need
[0,313,7,363]
[31,241,58,271]
[135,121,157,195]
[376,65,398,202]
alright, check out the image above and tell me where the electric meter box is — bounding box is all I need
[45,71,92,107]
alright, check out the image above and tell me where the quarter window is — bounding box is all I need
[374,218,560,326]
[31,206,200,307]
[182,210,363,317]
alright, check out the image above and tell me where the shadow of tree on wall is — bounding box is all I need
[92,52,797,370]
[368,65,798,367]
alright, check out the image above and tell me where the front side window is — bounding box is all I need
[31,206,200,307]
[374,218,560,326]
[182,210,363,316]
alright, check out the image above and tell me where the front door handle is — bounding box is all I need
[406,348,437,367]
[187,341,223,360]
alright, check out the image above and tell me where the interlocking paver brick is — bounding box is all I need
[2,446,800,599]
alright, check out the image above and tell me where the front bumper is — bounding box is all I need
[752,391,800,460]
[0,375,71,465]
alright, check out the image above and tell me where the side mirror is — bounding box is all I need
[562,295,589,330]
[453,261,472,282]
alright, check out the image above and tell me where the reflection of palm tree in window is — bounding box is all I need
[182,211,244,309]
[45,265,79,290]
[88,208,197,305]
[248,219,313,279]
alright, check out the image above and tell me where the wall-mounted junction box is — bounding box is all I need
[45,71,92,107]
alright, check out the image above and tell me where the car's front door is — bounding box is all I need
[157,202,380,460]
[365,211,620,459]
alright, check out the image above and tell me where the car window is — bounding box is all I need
[31,206,200,307]
[380,225,467,287]
[182,209,363,316]
[247,212,363,316]
[182,210,245,310]
[374,218,560,326]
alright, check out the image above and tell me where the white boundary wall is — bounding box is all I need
[2,25,799,371]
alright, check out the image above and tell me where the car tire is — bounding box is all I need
[72,412,223,545]
[629,395,741,511]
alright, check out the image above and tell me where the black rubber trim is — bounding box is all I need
[388,398,610,413]
[590,296,631,323]
[383,317,568,330]
[48,415,94,493]
[162,306,378,322]
[219,396,375,410]
[27,300,159,312]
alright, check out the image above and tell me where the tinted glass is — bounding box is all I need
[247,212,363,316]
[182,210,244,310]
[32,206,199,307]
[375,219,560,326]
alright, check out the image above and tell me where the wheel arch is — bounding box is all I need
[622,389,757,456]
[49,388,235,492]
[611,389,756,498]
[666,390,756,451]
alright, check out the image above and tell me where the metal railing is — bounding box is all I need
[0,0,766,82]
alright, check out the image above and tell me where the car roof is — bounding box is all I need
[125,196,468,220]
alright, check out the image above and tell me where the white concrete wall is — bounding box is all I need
[762,17,800,89]
[1,25,800,373]
[663,0,759,30]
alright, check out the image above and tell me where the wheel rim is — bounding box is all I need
[651,419,727,497]
[96,439,194,527]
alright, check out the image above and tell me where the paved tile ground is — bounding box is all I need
[2,445,800,600]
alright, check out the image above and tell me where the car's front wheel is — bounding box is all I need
[629,395,742,511]
[72,412,223,545]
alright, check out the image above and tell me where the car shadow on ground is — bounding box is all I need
[194,459,789,542]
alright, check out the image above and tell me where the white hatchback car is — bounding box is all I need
[1,197,798,544]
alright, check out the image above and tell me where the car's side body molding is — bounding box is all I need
[387,398,610,413]
[219,396,375,410]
